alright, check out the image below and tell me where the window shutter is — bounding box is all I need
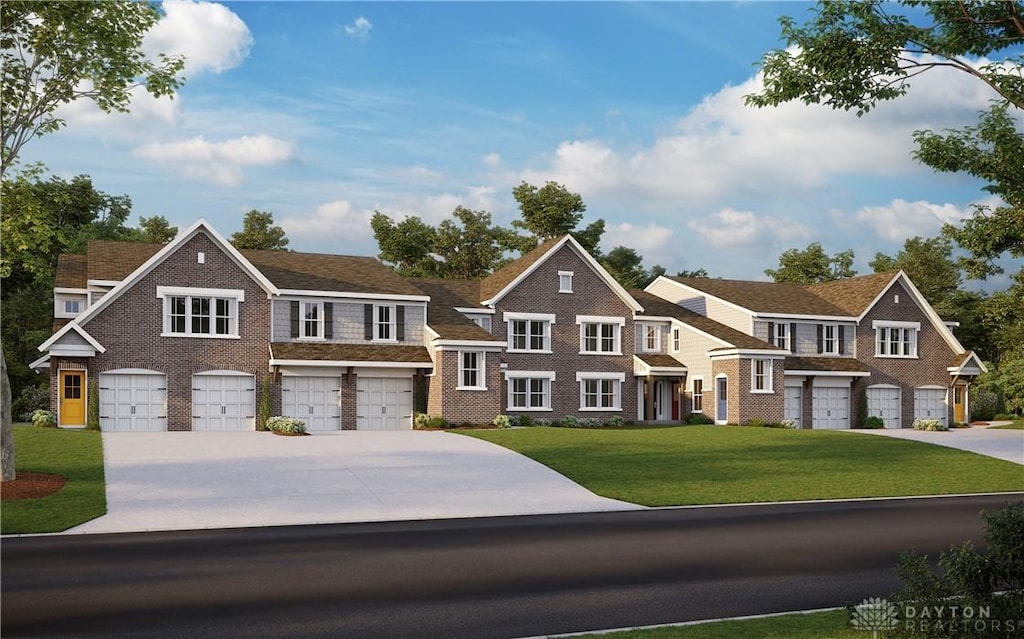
[790,323,797,353]
[290,301,299,338]
[767,322,775,343]
[396,305,405,341]
[324,303,333,339]
[838,325,845,354]
[816,324,823,354]
[364,304,373,340]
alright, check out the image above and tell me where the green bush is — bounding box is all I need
[427,416,448,429]
[31,409,56,428]
[13,385,50,422]
[684,413,715,425]
[992,413,1018,421]
[414,413,430,428]
[970,390,1003,421]
[265,416,307,435]
[87,382,100,431]
[743,417,767,428]
[603,415,626,427]
[492,414,511,428]
[913,418,948,432]
[257,375,273,431]
[861,415,885,429]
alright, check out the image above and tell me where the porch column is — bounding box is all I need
[644,374,654,421]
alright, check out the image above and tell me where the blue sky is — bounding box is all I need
[22,1,1022,287]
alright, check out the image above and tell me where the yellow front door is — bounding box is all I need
[59,371,86,426]
[953,385,966,424]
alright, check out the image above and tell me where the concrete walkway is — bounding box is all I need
[67,431,641,534]
[845,423,1024,465]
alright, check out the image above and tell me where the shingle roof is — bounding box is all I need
[54,254,88,288]
[86,240,161,281]
[270,342,433,363]
[631,290,781,351]
[480,236,563,301]
[805,271,898,316]
[784,356,868,373]
[636,353,687,369]
[241,249,424,296]
[407,278,497,341]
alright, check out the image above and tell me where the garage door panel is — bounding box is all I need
[193,373,256,431]
[867,386,902,429]
[282,376,342,431]
[914,388,947,427]
[784,386,802,427]
[812,386,850,429]
[99,372,167,432]
[357,377,413,430]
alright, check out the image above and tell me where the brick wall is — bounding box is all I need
[711,359,739,423]
[735,358,785,424]
[428,350,502,424]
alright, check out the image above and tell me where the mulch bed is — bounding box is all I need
[1,472,67,501]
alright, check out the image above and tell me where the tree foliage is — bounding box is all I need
[124,215,178,244]
[599,246,665,289]
[870,236,962,313]
[1,0,185,177]
[230,210,290,251]
[765,242,856,284]
[511,181,605,254]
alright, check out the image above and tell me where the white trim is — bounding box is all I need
[101,368,165,376]
[506,372,555,411]
[505,313,554,353]
[578,318,623,355]
[871,319,921,330]
[915,384,947,390]
[948,351,989,375]
[504,370,557,380]
[577,374,623,412]
[161,333,241,340]
[558,270,574,293]
[156,286,246,302]
[690,376,704,413]
[638,322,661,352]
[278,289,429,303]
[750,358,774,393]
[454,306,493,314]
[502,311,557,323]
[672,327,680,353]
[194,369,254,377]
[29,354,50,370]
[575,315,625,326]
[753,312,859,322]
[269,359,430,369]
[87,279,120,288]
[787,369,871,377]
[575,371,626,382]
[54,287,89,296]
[432,340,506,351]
[456,350,487,391]
[867,383,900,389]
[708,348,787,358]
[859,272,965,354]
[38,322,106,354]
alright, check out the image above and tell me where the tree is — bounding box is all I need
[765,242,856,284]
[599,247,665,289]
[676,268,710,278]
[869,236,962,313]
[746,0,1024,277]
[125,215,178,244]
[1,1,185,177]
[230,210,290,251]
[371,212,440,277]
[511,181,605,254]
[1,351,12,481]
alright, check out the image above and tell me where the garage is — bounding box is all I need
[192,371,256,431]
[784,385,802,427]
[357,376,413,430]
[99,370,167,432]
[867,385,902,429]
[914,387,948,428]
[812,385,850,429]
[281,376,342,431]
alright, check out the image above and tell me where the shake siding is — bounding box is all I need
[271,299,426,344]
[635,320,670,353]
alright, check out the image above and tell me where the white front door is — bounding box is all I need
[654,380,672,421]
[784,385,802,428]
[192,372,256,431]
[281,376,342,431]
[867,386,902,429]
[914,388,948,427]
[99,371,167,431]
[812,386,850,429]
[716,377,728,424]
[356,377,413,430]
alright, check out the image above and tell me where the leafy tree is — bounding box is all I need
[599,247,665,289]
[1,0,185,177]
[230,210,290,251]
[125,215,178,244]
[747,0,1023,278]
[765,242,856,284]
[869,236,962,314]
[979,269,1024,365]
[676,268,710,278]
[371,212,441,277]
[511,181,605,254]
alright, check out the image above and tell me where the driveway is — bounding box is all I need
[845,425,1024,465]
[67,431,641,534]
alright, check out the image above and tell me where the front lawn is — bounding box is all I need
[463,426,1024,506]
[990,418,1024,430]
[1,425,106,534]
[569,609,860,639]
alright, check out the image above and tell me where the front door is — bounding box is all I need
[59,371,86,426]
[953,386,965,424]
[653,380,672,421]
[716,377,728,424]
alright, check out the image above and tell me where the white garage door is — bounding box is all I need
[193,372,256,431]
[812,386,850,429]
[357,377,413,430]
[784,385,802,428]
[99,370,167,432]
[282,376,341,431]
[914,388,948,427]
[867,386,902,429]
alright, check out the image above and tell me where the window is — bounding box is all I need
[559,271,574,293]
[581,323,620,354]
[672,328,680,353]
[469,315,492,332]
[692,378,703,412]
[63,299,82,315]
[820,323,840,355]
[510,319,551,352]
[874,321,919,357]
[580,378,620,410]
[162,293,238,337]
[169,296,186,333]
[191,297,210,334]
[216,299,232,336]
[458,351,486,390]
[640,324,661,352]
[771,322,789,350]
[301,302,323,339]
[374,304,396,341]
[751,359,773,393]
[509,377,552,410]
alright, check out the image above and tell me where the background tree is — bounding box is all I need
[511,181,606,254]
[230,210,290,251]
[747,0,1023,277]
[599,247,665,289]
[124,215,178,244]
[765,242,856,284]
[869,236,962,314]
[432,207,519,279]
[1,0,185,177]
[675,268,710,279]
[371,212,440,277]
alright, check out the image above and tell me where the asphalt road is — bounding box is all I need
[3,494,1021,639]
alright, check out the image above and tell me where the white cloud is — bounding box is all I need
[482,152,502,167]
[602,222,675,265]
[133,135,294,186]
[687,208,813,250]
[282,200,375,241]
[855,198,972,243]
[344,16,373,40]
[58,83,181,128]
[144,0,252,74]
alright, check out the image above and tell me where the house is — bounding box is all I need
[644,272,986,429]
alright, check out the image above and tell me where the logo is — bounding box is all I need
[851,597,899,638]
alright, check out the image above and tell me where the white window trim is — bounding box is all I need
[672,327,681,353]
[578,318,623,355]
[691,376,704,413]
[505,313,555,354]
[506,370,555,412]
[558,270,574,293]
[457,351,487,391]
[576,372,624,412]
[640,323,661,353]
[822,323,840,355]
[159,288,242,339]
[751,358,774,393]
[55,295,86,318]
[298,301,325,341]
[773,322,790,351]
[466,315,492,332]
[373,303,397,343]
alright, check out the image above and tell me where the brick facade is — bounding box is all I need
[427,350,503,424]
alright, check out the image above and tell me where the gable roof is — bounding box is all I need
[665,276,850,316]
[805,271,899,316]
[480,237,562,301]
[630,289,781,351]
[54,253,88,289]
[242,249,425,297]
[87,240,162,282]
[407,278,498,341]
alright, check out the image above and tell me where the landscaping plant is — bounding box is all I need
[31,409,56,428]
[913,419,948,432]
[265,416,307,435]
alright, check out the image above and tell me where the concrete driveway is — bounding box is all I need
[67,431,641,534]
[845,424,1024,465]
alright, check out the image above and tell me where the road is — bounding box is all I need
[3,494,1021,638]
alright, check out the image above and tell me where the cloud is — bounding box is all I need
[133,135,294,186]
[344,16,373,40]
[144,0,252,74]
[282,200,375,241]
[482,153,502,167]
[687,208,813,250]
[855,199,973,243]
[58,83,181,128]
[602,222,676,265]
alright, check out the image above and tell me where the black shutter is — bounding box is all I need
[790,323,797,353]
[364,304,373,341]
[396,305,405,341]
[767,322,775,344]
[816,324,823,354]
[838,325,845,354]
[324,303,333,339]
[290,301,299,338]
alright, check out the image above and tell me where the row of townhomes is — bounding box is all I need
[34,220,986,432]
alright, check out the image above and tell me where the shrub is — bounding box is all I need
[912,418,948,432]
[414,413,431,428]
[992,413,1018,421]
[492,414,511,429]
[257,375,273,431]
[507,415,522,427]
[861,415,885,429]
[13,385,50,422]
[558,415,580,428]
[265,416,307,435]
[743,417,767,428]
[778,419,798,429]
[428,416,449,429]
[87,382,100,431]
[603,415,626,427]
[970,390,1003,421]
[518,414,534,427]
[534,417,553,426]
[684,413,715,425]
[31,409,57,428]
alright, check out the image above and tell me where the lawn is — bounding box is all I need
[990,418,1024,430]
[463,426,1024,506]
[1,425,106,534]
[569,610,861,639]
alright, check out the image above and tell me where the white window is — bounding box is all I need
[672,328,680,353]
[751,358,773,393]
[772,322,789,350]
[640,324,661,352]
[692,378,703,412]
[64,299,82,315]
[580,378,621,410]
[558,270,574,293]
[163,295,238,337]
[458,351,486,390]
[580,323,620,354]
[510,319,551,352]
[301,302,323,339]
[374,304,396,341]
[822,323,839,355]
[874,321,920,358]
[508,374,554,411]
[469,315,492,332]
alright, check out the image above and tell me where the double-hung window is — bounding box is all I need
[820,323,841,355]
[751,358,773,393]
[672,328,681,353]
[692,378,704,412]
[577,373,624,411]
[159,287,242,338]
[873,321,919,357]
[639,324,661,352]
[578,316,623,355]
[507,372,554,411]
[505,313,554,353]
[375,304,396,341]
[458,351,486,390]
[773,323,789,350]
[301,302,323,339]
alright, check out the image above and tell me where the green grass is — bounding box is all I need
[1,425,106,534]
[463,426,1024,506]
[990,418,1024,430]
[569,610,861,639]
